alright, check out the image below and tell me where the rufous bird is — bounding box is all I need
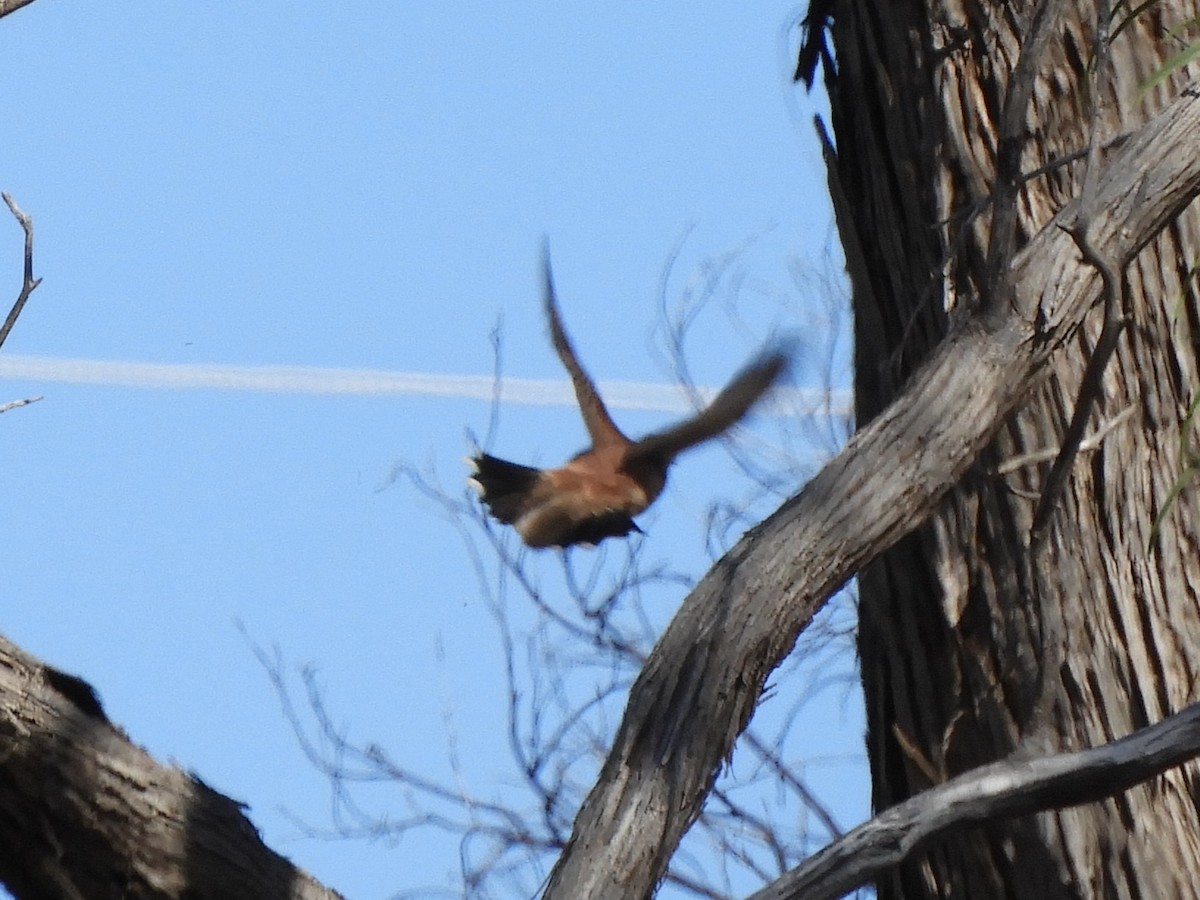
[467,247,788,549]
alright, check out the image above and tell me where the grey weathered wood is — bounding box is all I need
[0,634,344,900]
[542,80,1200,899]
[747,701,1200,900]
[0,0,39,20]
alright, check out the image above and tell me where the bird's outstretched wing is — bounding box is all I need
[541,243,628,449]
[624,350,788,466]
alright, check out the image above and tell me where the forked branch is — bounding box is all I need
[1,192,41,352]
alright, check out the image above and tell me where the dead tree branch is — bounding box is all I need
[1029,0,1128,542]
[0,0,39,21]
[1,193,41,353]
[981,0,1068,310]
[0,395,42,413]
[746,699,1200,900]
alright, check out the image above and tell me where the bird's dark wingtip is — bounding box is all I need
[753,336,799,384]
[540,237,554,292]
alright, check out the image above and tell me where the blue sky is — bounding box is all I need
[2,3,862,897]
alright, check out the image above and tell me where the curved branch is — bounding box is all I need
[1,193,41,352]
[747,700,1200,900]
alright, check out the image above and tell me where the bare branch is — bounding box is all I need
[981,0,1068,309]
[1029,223,1127,543]
[1,193,42,352]
[747,700,1200,900]
[0,395,42,413]
[0,0,39,20]
[996,405,1136,474]
[1029,0,1128,544]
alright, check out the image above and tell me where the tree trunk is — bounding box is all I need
[824,1,1200,897]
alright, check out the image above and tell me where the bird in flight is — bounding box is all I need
[467,246,789,549]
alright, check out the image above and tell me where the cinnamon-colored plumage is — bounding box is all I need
[468,247,788,548]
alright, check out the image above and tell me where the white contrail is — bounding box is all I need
[0,354,852,417]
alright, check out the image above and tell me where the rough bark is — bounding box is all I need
[824,1,1200,898]
[541,73,1200,898]
[0,634,343,900]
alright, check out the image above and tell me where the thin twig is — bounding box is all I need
[0,396,43,414]
[1,193,42,352]
[998,405,1136,474]
[1030,1,1125,545]
[1029,230,1126,544]
[982,0,1068,311]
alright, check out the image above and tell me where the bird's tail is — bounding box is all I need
[466,453,544,524]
